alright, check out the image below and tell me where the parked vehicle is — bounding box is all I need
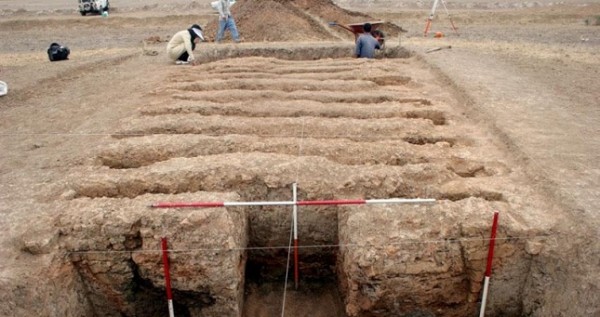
[0,81,7,97]
[78,0,109,16]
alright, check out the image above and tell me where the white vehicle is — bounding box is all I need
[0,81,7,97]
[78,0,109,16]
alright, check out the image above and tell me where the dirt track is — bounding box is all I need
[0,0,599,316]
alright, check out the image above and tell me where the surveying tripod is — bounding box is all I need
[423,0,459,37]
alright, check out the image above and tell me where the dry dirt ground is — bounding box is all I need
[0,0,599,316]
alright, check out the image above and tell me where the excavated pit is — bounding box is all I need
[56,51,554,317]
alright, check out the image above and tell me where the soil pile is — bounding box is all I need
[204,0,404,42]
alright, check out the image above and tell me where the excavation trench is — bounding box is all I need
[62,154,543,317]
[61,180,542,317]
[55,49,554,317]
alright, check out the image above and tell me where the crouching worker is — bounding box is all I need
[166,24,204,65]
[355,22,381,58]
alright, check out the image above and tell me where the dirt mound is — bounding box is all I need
[204,0,404,42]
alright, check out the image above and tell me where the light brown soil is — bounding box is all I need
[0,0,599,316]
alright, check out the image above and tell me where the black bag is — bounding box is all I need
[47,43,70,61]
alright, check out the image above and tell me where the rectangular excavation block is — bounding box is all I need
[59,192,247,317]
[337,199,549,317]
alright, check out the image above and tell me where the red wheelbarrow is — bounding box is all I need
[328,20,386,47]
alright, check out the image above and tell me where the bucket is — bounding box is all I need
[0,81,7,97]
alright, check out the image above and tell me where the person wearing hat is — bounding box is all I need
[166,24,204,65]
[354,22,381,58]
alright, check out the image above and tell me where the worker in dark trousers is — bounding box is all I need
[166,24,204,65]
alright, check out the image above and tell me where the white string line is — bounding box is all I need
[281,210,295,317]
[65,235,549,255]
[0,133,121,136]
[357,62,373,171]
[161,212,168,239]
[288,84,307,315]
[294,117,306,182]
[0,132,430,140]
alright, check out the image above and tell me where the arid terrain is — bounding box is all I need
[0,0,598,316]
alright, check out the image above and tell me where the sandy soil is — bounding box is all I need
[0,0,599,316]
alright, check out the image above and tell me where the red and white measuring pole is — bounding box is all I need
[479,211,499,317]
[292,183,299,289]
[161,237,175,317]
[151,198,436,209]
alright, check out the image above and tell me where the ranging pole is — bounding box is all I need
[292,183,299,289]
[151,198,436,209]
[161,237,175,317]
[479,211,499,317]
